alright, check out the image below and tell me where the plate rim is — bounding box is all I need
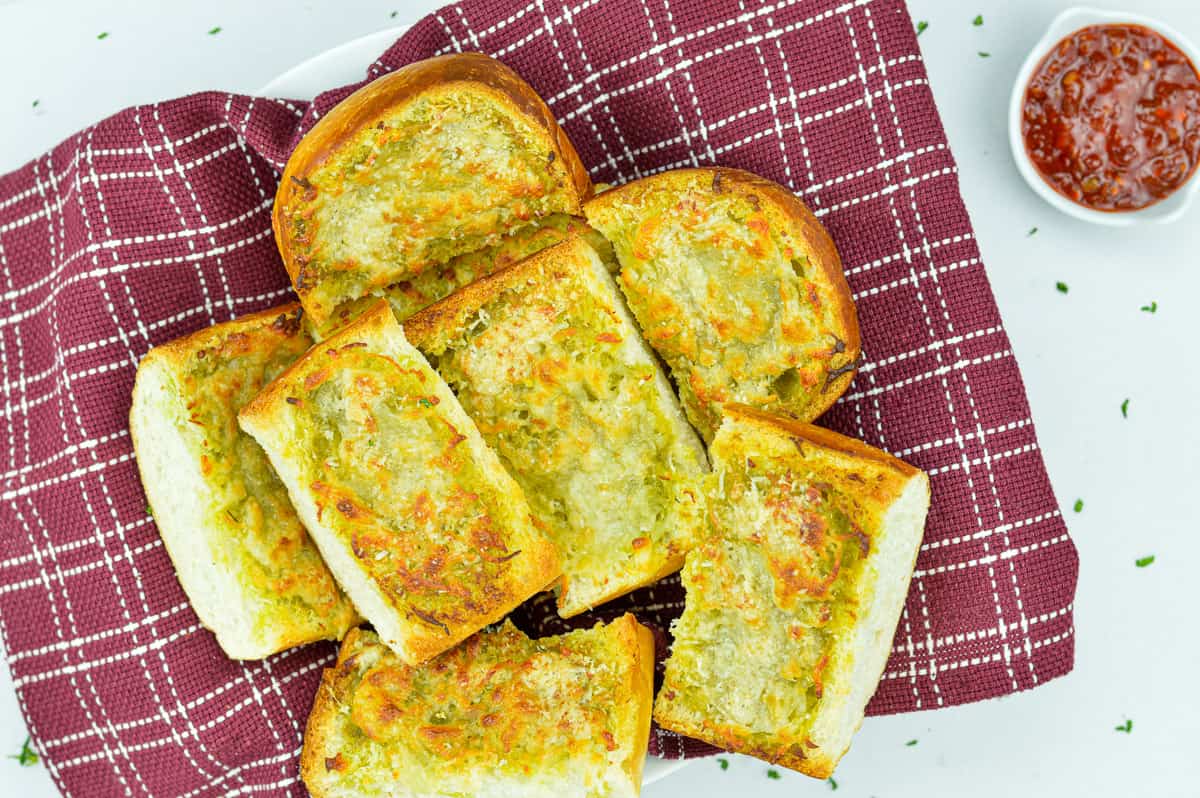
[258,24,699,788]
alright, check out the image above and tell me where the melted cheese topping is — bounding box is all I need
[318,214,610,336]
[179,309,355,640]
[284,90,580,326]
[319,623,640,796]
[275,337,545,635]
[658,426,871,758]
[426,248,706,614]
[590,187,853,439]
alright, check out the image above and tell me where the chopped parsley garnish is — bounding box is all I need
[1121,398,1129,418]
[1135,555,1155,568]
[767,769,781,780]
[208,26,222,35]
[916,20,929,36]
[1140,301,1157,313]
[906,738,918,746]
[9,736,37,767]
[1073,499,1083,513]
[828,777,839,790]
[1027,226,1038,236]
[979,51,991,58]
[390,10,399,18]
[145,504,153,516]
[97,32,109,40]
[973,15,984,26]
[416,397,434,408]
[718,757,729,770]
[32,99,40,108]
[1115,719,1133,733]
[1056,281,1068,294]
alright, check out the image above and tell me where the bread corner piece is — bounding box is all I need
[654,405,930,778]
[274,51,594,333]
[129,304,359,659]
[584,167,860,441]
[301,614,654,798]
[237,300,560,665]
[405,236,709,618]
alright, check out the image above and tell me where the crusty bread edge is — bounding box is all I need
[803,470,929,777]
[298,628,368,798]
[627,616,656,792]
[275,52,594,324]
[583,167,861,422]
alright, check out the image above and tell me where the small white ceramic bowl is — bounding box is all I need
[1008,6,1200,225]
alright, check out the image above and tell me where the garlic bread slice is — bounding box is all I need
[275,52,593,330]
[406,237,708,617]
[654,405,929,778]
[238,301,560,665]
[584,168,859,440]
[301,614,654,798]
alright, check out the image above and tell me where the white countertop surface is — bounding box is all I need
[1,1,1198,796]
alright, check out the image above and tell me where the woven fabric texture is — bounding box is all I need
[0,0,1078,795]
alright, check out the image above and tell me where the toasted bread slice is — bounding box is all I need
[584,168,860,441]
[237,301,560,665]
[275,52,593,330]
[405,237,708,617]
[314,213,613,337]
[129,305,359,659]
[654,405,929,778]
[300,614,655,798]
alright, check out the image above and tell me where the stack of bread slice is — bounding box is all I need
[130,52,929,793]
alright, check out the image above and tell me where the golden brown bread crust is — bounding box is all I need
[274,52,593,321]
[627,619,656,788]
[584,167,861,431]
[722,404,922,483]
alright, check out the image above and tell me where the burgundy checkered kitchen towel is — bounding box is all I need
[0,0,1078,795]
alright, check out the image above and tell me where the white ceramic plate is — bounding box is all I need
[260,25,694,788]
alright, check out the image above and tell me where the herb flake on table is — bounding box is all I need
[979,51,991,58]
[208,26,222,35]
[1056,281,1068,294]
[1140,301,1157,313]
[717,758,729,770]
[32,99,40,109]
[1027,226,1038,236]
[906,738,918,746]
[97,31,109,40]
[1073,499,1083,513]
[916,20,928,36]
[8,737,37,767]
[1115,719,1133,732]
[767,769,781,780]
[1135,555,1155,568]
[828,777,839,790]
[973,15,984,26]
[1121,398,1129,418]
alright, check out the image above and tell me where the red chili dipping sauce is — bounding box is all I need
[1022,24,1200,212]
